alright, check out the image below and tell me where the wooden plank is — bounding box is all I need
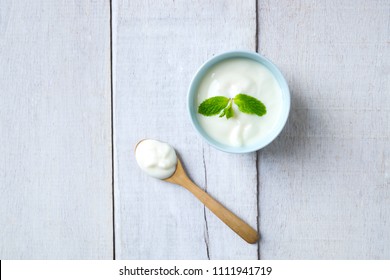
[258,0,390,259]
[113,0,258,259]
[0,0,112,259]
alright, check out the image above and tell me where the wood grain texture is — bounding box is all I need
[0,0,113,259]
[113,0,258,259]
[258,0,390,259]
[1,0,388,260]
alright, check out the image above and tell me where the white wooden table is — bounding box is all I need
[0,0,389,259]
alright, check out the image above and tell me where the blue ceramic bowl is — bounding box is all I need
[187,50,290,153]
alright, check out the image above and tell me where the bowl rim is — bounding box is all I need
[187,50,290,153]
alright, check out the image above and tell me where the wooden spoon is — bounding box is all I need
[135,140,259,244]
[166,158,259,244]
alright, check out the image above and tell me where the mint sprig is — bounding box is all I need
[198,93,266,119]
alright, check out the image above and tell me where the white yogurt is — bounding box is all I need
[196,58,283,147]
[135,139,177,179]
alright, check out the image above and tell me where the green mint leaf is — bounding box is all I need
[219,109,226,118]
[225,101,234,119]
[218,100,234,119]
[233,93,267,116]
[198,96,230,116]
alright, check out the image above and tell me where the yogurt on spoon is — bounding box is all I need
[135,139,177,179]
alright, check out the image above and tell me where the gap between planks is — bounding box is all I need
[109,0,116,260]
[255,0,261,260]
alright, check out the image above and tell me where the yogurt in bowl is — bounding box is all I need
[188,51,290,153]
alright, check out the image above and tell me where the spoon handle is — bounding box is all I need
[181,177,259,244]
